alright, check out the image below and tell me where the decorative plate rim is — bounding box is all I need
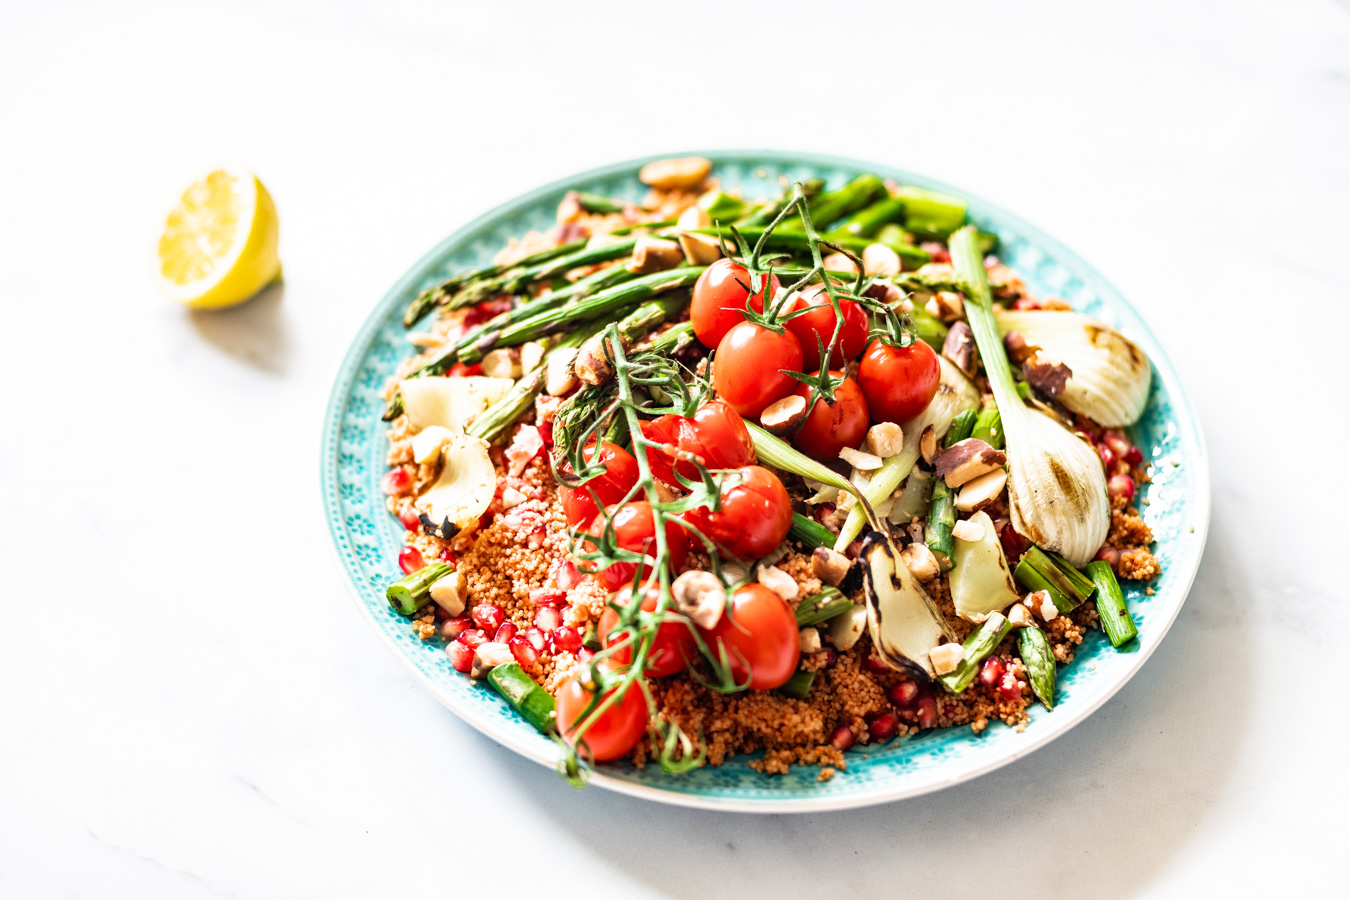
[320,149,1211,813]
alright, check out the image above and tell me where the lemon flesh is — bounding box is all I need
[157,167,281,310]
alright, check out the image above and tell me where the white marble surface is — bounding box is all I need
[1,0,1346,895]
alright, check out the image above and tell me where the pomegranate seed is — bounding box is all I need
[551,625,582,653]
[381,468,411,495]
[1108,474,1135,500]
[1097,443,1117,470]
[998,671,1023,702]
[553,560,584,591]
[471,603,505,633]
[509,636,539,668]
[494,622,518,643]
[457,628,487,650]
[889,681,919,708]
[397,505,422,531]
[830,725,855,751]
[863,655,891,674]
[999,522,1029,558]
[1124,445,1144,467]
[1101,430,1131,457]
[1094,545,1121,571]
[441,616,473,641]
[979,657,1005,688]
[537,419,554,447]
[439,547,458,563]
[533,606,563,632]
[524,627,547,652]
[821,648,837,667]
[398,546,424,575]
[529,588,568,609]
[447,640,473,672]
[868,712,898,741]
[915,694,938,729]
[577,647,595,664]
[1012,298,1041,311]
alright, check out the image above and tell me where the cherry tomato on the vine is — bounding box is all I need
[640,399,755,486]
[555,664,648,761]
[712,321,803,418]
[690,259,781,349]
[856,337,941,424]
[598,589,697,678]
[790,372,870,461]
[582,501,688,592]
[701,584,800,691]
[784,285,870,371]
[558,442,640,528]
[683,465,793,560]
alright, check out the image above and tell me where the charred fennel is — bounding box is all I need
[861,533,957,678]
[834,356,980,551]
[952,227,1109,567]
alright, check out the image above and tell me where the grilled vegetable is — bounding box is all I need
[859,533,956,678]
[1017,625,1057,709]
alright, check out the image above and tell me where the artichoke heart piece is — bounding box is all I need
[949,510,1021,622]
[860,533,957,678]
[416,434,497,538]
[996,310,1152,428]
[399,376,516,433]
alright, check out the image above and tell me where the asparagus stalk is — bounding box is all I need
[833,196,907,239]
[904,306,949,352]
[925,480,957,571]
[1017,625,1056,709]
[778,670,816,700]
[450,238,640,309]
[402,240,588,327]
[938,612,1012,694]
[795,587,852,627]
[386,562,452,616]
[697,190,745,222]
[789,513,835,550]
[487,661,556,732]
[459,268,702,365]
[778,174,885,232]
[735,179,825,227]
[698,227,929,268]
[946,409,978,447]
[572,191,629,215]
[1085,560,1138,648]
[970,407,1004,450]
[875,223,909,247]
[1014,546,1094,613]
[894,185,967,233]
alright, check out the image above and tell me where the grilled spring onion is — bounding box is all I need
[952,226,1110,567]
[996,310,1152,428]
[834,355,980,551]
[1013,546,1095,614]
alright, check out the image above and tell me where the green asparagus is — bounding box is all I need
[778,670,816,700]
[795,587,852,627]
[789,513,836,550]
[833,196,907,239]
[925,480,957,570]
[1085,560,1138,648]
[402,239,587,327]
[970,407,1003,450]
[487,661,556,732]
[1014,546,1095,613]
[778,174,885,232]
[1017,625,1056,709]
[938,612,1013,694]
[386,562,452,616]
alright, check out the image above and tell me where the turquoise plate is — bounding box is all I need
[321,151,1210,812]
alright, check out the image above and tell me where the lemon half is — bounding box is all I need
[156,165,281,309]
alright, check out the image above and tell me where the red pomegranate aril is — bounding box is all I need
[441,616,473,641]
[551,626,582,653]
[1124,445,1144,466]
[524,627,547,652]
[398,546,424,575]
[863,655,891,675]
[821,648,837,667]
[553,560,584,591]
[447,640,473,672]
[509,636,539,668]
[397,505,422,532]
[1095,545,1121,571]
[438,548,458,564]
[533,606,563,633]
[889,680,919,708]
[471,603,505,632]
[998,671,1023,702]
[529,587,567,608]
[1012,297,1041,311]
[830,725,855,752]
[868,712,898,741]
[915,694,938,729]
[1108,474,1136,500]
[1102,430,1133,459]
[979,657,1005,688]
[381,468,411,495]
[494,622,518,644]
[999,522,1029,558]
[1097,443,1117,470]
[457,628,487,650]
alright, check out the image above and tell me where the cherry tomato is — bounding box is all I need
[790,372,870,461]
[640,400,755,486]
[784,286,870,371]
[712,321,803,418]
[683,465,793,560]
[702,584,800,690]
[598,589,696,678]
[690,259,781,349]
[555,665,648,761]
[856,337,941,424]
[583,502,689,591]
[558,442,640,528]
